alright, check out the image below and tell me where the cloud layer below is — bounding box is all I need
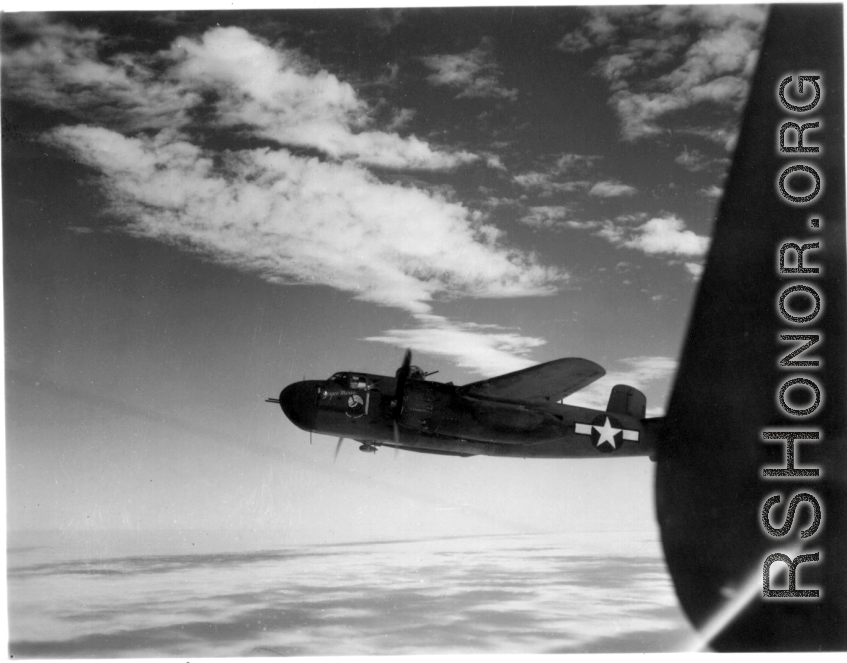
[9,531,695,656]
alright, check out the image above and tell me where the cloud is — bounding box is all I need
[421,37,518,101]
[513,172,591,196]
[518,206,600,233]
[1,15,201,131]
[48,126,564,319]
[558,6,767,141]
[622,217,710,256]
[166,27,477,170]
[519,206,571,230]
[9,534,690,656]
[678,125,739,152]
[595,215,710,258]
[5,16,575,376]
[365,314,545,376]
[684,262,705,278]
[561,356,678,415]
[674,149,729,173]
[592,215,710,262]
[588,180,637,198]
[698,185,723,199]
[555,153,601,174]
[367,8,407,35]
[513,154,610,199]
[3,16,476,171]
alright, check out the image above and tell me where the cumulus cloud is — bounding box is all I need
[558,5,767,141]
[561,356,677,415]
[684,262,705,278]
[421,37,518,101]
[588,180,637,197]
[365,314,545,376]
[3,16,476,171]
[588,215,709,266]
[698,185,723,199]
[600,215,710,257]
[48,126,564,318]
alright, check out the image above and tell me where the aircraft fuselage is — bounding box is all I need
[277,371,658,458]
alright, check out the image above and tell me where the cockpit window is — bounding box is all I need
[350,375,370,390]
[327,372,372,390]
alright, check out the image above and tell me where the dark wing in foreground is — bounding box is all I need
[656,4,846,651]
[459,358,604,404]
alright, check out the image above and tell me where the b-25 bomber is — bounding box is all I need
[269,350,663,459]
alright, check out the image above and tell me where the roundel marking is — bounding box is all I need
[589,414,624,453]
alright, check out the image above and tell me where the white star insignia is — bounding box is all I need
[593,417,622,449]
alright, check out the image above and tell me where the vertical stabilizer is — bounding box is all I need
[606,385,646,420]
[656,4,846,651]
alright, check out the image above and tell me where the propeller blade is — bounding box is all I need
[393,349,412,420]
[333,437,344,462]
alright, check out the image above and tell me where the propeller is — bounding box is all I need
[333,437,344,462]
[392,349,412,447]
[393,349,412,419]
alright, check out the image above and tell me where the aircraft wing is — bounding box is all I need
[458,358,604,404]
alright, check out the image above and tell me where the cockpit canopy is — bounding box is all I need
[328,372,372,390]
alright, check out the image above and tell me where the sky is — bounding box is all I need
[3,6,767,544]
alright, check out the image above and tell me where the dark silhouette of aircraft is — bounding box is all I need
[653,4,845,652]
[269,351,663,459]
[269,4,846,652]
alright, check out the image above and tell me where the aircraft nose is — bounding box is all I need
[279,381,318,431]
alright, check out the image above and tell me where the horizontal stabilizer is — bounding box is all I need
[606,385,646,419]
[460,357,605,404]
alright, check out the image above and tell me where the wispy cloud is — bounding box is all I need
[1,16,200,131]
[3,17,476,171]
[588,180,637,198]
[513,172,591,197]
[562,356,678,415]
[519,206,574,230]
[365,314,545,376]
[558,5,766,141]
[674,148,729,173]
[421,37,518,101]
[3,14,572,375]
[168,27,478,170]
[48,125,564,317]
[513,154,623,200]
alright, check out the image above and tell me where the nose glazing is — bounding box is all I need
[279,381,318,431]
